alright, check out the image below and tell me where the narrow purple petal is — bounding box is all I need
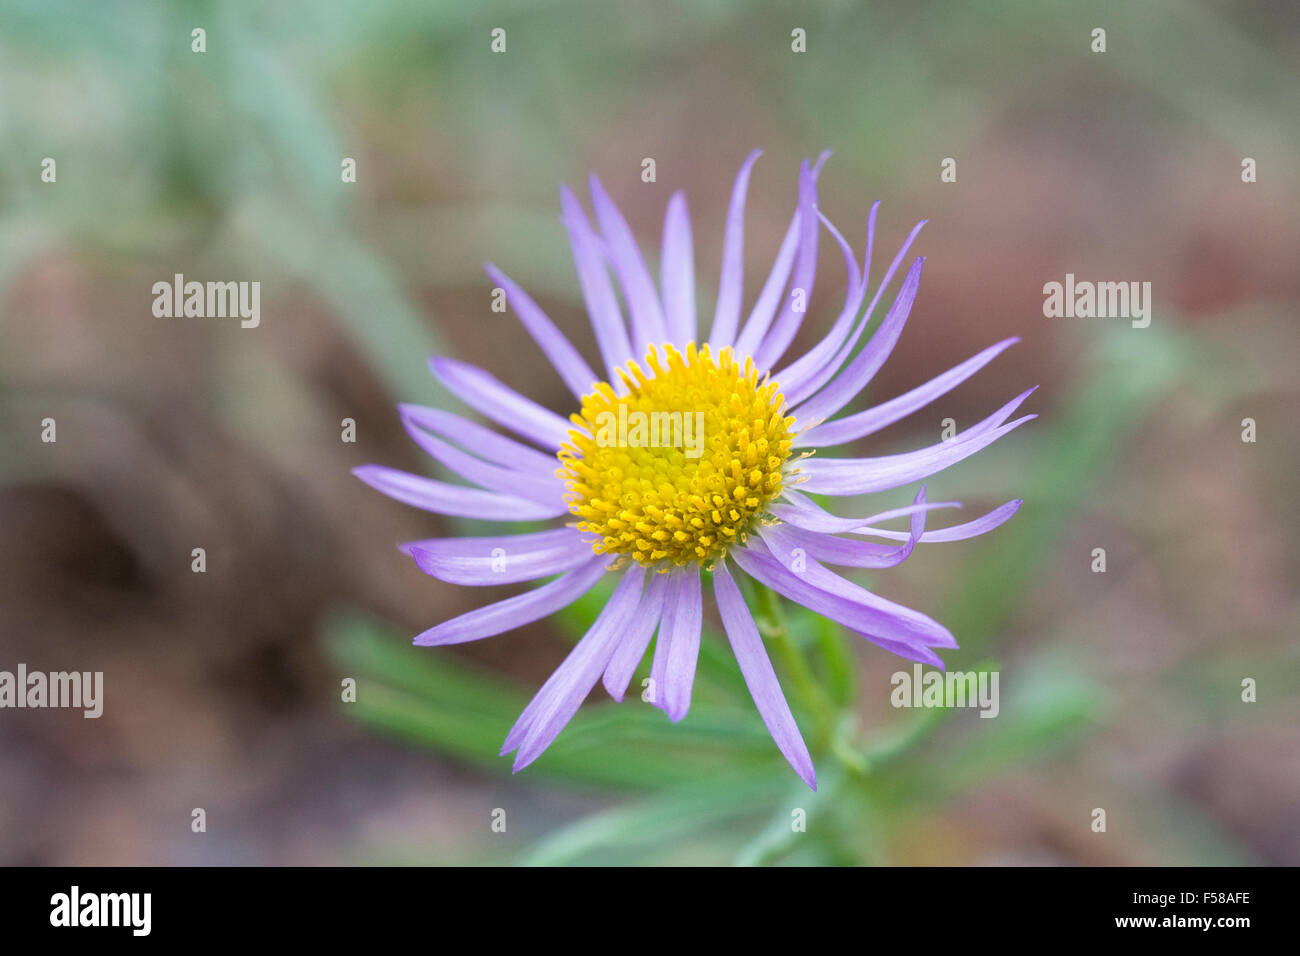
[407,528,588,586]
[861,201,881,292]
[414,556,607,647]
[790,255,925,425]
[501,565,646,755]
[430,356,572,450]
[761,518,901,568]
[353,464,566,521]
[769,209,865,395]
[398,404,559,475]
[855,498,1024,543]
[770,488,961,534]
[740,159,820,367]
[855,632,947,667]
[794,337,1020,448]
[662,564,703,722]
[510,566,646,769]
[852,497,960,526]
[398,412,563,506]
[781,218,928,406]
[732,539,955,654]
[763,486,928,569]
[709,149,763,349]
[561,186,635,378]
[602,571,670,701]
[713,560,816,790]
[647,569,682,711]
[724,211,800,356]
[661,191,696,346]
[401,526,577,557]
[798,390,1037,496]
[484,263,598,399]
[588,175,667,350]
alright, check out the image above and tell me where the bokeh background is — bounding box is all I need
[1,0,1296,865]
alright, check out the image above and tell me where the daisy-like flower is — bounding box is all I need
[356,150,1034,789]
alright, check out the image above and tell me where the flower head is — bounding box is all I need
[356,150,1034,789]
[561,342,793,567]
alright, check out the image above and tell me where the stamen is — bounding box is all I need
[558,344,795,567]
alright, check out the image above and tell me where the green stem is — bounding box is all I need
[751,585,953,789]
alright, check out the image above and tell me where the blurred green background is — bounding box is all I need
[1,0,1296,865]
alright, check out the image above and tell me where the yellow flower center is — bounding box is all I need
[558,343,795,568]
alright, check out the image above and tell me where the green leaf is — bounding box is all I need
[520,772,790,866]
[322,609,786,791]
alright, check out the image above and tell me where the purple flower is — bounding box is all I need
[356,151,1034,789]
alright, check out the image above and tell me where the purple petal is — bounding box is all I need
[414,556,607,646]
[353,464,566,521]
[501,564,645,755]
[790,255,924,426]
[484,263,598,399]
[740,159,820,367]
[399,410,563,506]
[781,218,927,406]
[429,357,572,450]
[731,539,955,655]
[855,498,1024,543]
[647,569,681,711]
[797,390,1037,496]
[769,209,865,396]
[509,566,646,769]
[854,632,946,668]
[795,337,1020,448]
[853,496,960,526]
[398,404,559,475]
[660,191,696,345]
[406,527,588,586]
[859,201,881,291]
[726,211,800,357]
[770,488,961,534]
[401,526,577,557]
[713,560,816,790]
[602,571,670,701]
[763,486,928,569]
[588,175,667,351]
[561,186,635,378]
[662,564,703,722]
[709,149,763,349]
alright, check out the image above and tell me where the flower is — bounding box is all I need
[355,150,1034,789]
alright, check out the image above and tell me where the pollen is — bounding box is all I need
[558,343,795,568]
